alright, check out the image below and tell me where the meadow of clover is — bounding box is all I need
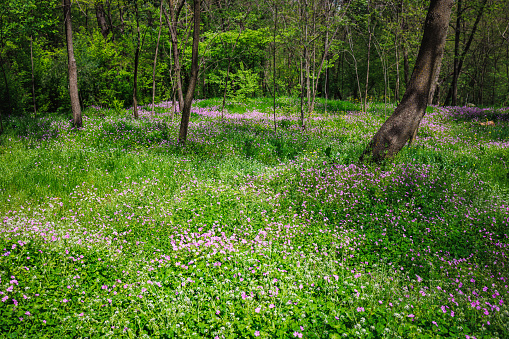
[0,98,508,338]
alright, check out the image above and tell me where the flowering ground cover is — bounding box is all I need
[0,99,508,338]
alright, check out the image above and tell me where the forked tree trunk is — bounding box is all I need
[63,0,82,128]
[178,0,200,143]
[163,0,186,113]
[360,0,453,163]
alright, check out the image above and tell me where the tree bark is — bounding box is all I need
[95,2,110,39]
[152,0,164,116]
[360,0,453,163]
[132,0,141,119]
[30,35,37,118]
[163,0,186,113]
[178,0,200,143]
[448,0,488,106]
[451,0,462,106]
[403,45,410,88]
[63,0,82,128]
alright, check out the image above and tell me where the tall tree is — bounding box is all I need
[95,1,111,39]
[178,0,201,143]
[63,0,83,128]
[163,0,186,113]
[360,0,453,163]
[446,0,488,106]
[131,0,141,119]
[152,0,164,116]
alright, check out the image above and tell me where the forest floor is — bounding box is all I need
[0,98,508,338]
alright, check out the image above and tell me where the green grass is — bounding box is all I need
[0,99,508,338]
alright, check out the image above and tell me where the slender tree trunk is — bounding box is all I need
[347,26,362,106]
[0,53,11,120]
[95,2,110,39]
[395,36,400,102]
[403,44,410,88]
[163,3,185,112]
[221,27,243,117]
[364,4,372,113]
[300,56,305,128]
[118,0,125,34]
[63,0,82,128]
[451,0,462,106]
[152,0,164,116]
[273,3,277,132]
[132,1,141,119]
[30,35,37,118]
[448,0,488,105]
[178,0,200,143]
[360,0,453,163]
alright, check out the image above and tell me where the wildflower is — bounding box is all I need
[216,310,220,315]
[255,307,261,313]
[25,311,31,316]
[356,307,365,312]
[293,332,303,338]
[254,331,260,337]
[269,304,275,309]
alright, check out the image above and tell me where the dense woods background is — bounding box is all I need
[1,0,509,118]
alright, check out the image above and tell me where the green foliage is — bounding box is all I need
[0,101,508,337]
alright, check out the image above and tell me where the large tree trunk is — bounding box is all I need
[63,0,82,128]
[360,0,453,163]
[178,0,200,143]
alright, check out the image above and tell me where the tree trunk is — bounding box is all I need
[273,4,277,133]
[152,0,164,116]
[451,0,462,106]
[30,35,37,118]
[95,2,110,39]
[428,46,444,106]
[221,26,243,117]
[163,2,185,113]
[395,37,400,102]
[446,0,488,106]
[132,1,141,119]
[360,0,453,163]
[403,44,410,88]
[178,0,200,143]
[0,52,12,122]
[63,0,82,128]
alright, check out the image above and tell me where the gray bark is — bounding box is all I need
[360,0,453,163]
